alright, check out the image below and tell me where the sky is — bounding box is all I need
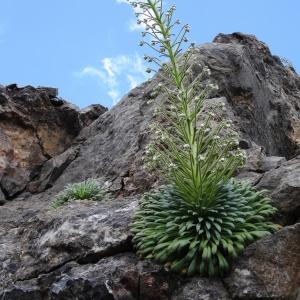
[0,0,299,109]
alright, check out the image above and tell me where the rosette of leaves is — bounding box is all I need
[128,0,277,276]
[51,178,109,208]
[132,181,277,276]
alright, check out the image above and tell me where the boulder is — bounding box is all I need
[225,224,300,300]
[79,104,108,127]
[257,155,300,224]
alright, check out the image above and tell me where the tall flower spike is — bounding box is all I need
[129,0,277,277]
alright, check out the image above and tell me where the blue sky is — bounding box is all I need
[0,0,299,108]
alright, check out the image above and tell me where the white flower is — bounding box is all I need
[204,128,211,134]
[220,157,225,162]
[207,83,219,90]
[198,154,206,161]
[184,24,191,32]
[213,135,220,140]
[203,66,211,76]
[183,144,190,149]
[169,163,176,168]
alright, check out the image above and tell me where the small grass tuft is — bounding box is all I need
[51,178,109,209]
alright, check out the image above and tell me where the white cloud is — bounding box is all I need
[76,54,150,105]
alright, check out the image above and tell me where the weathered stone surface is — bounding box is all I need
[27,146,80,193]
[257,156,300,224]
[0,187,5,205]
[0,196,137,290]
[79,104,108,127]
[39,32,300,197]
[259,156,287,172]
[1,33,300,299]
[173,278,230,300]
[0,84,106,198]
[225,224,300,300]
[1,253,180,300]
[212,32,300,157]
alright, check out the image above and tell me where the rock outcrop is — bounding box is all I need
[0,33,300,299]
[0,85,106,200]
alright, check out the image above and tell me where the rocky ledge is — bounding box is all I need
[0,33,300,299]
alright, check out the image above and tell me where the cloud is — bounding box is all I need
[76,54,150,105]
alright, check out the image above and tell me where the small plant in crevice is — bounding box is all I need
[128,0,278,276]
[51,179,109,209]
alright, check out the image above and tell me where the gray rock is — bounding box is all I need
[225,224,300,300]
[257,156,300,224]
[0,196,137,290]
[173,278,230,300]
[36,86,58,98]
[1,33,300,299]
[0,187,6,205]
[27,146,80,193]
[258,156,287,172]
[79,104,108,127]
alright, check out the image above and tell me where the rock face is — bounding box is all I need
[0,85,106,199]
[257,156,300,225]
[0,33,300,299]
[226,224,300,300]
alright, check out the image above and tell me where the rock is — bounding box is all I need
[0,188,6,205]
[1,32,300,299]
[0,196,137,290]
[36,86,58,98]
[1,253,180,300]
[259,156,286,172]
[79,104,108,127]
[27,146,80,193]
[173,278,230,300]
[257,156,300,224]
[238,139,252,149]
[0,85,106,198]
[225,224,300,300]
[212,32,300,157]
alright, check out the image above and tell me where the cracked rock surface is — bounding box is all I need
[1,33,300,299]
[0,85,106,199]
